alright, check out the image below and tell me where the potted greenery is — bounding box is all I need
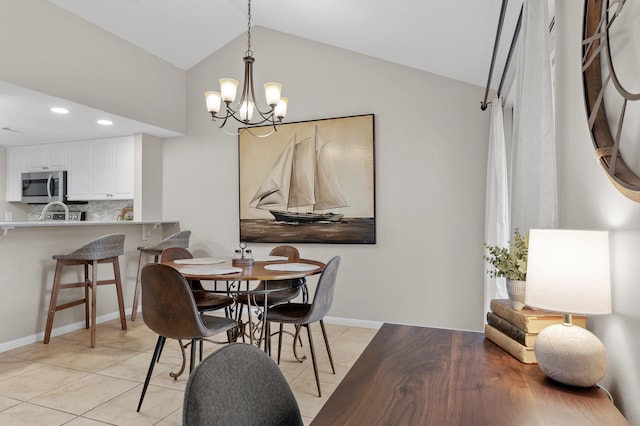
[484,229,528,310]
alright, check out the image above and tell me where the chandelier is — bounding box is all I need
[204,0,287,135]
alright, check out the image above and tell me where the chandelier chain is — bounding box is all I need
[246,0,252,55]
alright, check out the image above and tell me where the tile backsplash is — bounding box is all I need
[28,200,133,221]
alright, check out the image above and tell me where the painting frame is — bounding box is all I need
[238,114,376,244]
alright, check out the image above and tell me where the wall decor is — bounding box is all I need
[239,114,375,244]
[583,0,640,202]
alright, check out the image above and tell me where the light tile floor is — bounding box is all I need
[0,317,377,425]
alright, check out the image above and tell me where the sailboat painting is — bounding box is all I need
[239,114,375,244]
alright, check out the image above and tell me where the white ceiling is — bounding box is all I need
[1,0,523,147]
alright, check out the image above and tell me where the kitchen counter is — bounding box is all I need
[0,220,181,349]
[0,220,178,229]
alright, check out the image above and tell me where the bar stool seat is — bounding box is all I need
[130,230,191,321]
[43,233,127,348]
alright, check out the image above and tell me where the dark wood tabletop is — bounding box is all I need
[312,323,629,426]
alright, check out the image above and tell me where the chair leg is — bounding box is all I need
[130,250,145,321]
[113,257,128,331]
[43,261,65,344]
[137,335,165,412]
[237,303,246,343]
[277,323,284,364]
[189,339,197,373]
[319,320,335,374]
[157,336,166,361]
[83,263,90,329]
[265,321,271,355]
[306,324,322,397]
[90,260,98,348]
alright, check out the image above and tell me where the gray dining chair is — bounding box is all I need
[183,343,303,426]
[137,263,237,412]
[265,256,340,397]
[160,247,234,316]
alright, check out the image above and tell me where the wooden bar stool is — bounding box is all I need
[43,233,127,348]
[130,230,191,321]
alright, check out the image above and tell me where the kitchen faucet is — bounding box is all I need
[39,201,69,221]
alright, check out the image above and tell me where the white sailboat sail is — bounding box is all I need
[248,135,297,209]
[288,136,316,208]
[250,126,348,222]
[315,128,348,210]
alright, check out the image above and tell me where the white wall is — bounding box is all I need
[555,1,640,423]
[0,0,186,134]
[135,133,164,220]
[163,27,491,331]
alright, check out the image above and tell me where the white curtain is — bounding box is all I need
[484,96,510,316]
[484,0,557,319]
[510,0,558,232]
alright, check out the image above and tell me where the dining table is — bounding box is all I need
[163,256,326,350]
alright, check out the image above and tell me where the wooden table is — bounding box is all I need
[312,324,629,426]
[165,258,325,348]
[165,258,325,282]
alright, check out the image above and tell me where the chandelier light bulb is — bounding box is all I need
[204,91,222,113]
[219,78,239,103]
[240,100,255,122]
[264,82,282,107]
[274,97,288,120]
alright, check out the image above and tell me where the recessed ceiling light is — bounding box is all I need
[51,107,69,114]
[97,119,113,126]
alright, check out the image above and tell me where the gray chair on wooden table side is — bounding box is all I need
[265,256,340,397]
[183,343,303,426]
[137,263,237,412]
[160,247,235,316]
[131,230,191,321]
[43,233,127,348]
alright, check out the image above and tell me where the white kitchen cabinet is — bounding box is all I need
[66,136,134,201]
[27,143,68,171]
[5,146,29,202]
[66,141,92,200]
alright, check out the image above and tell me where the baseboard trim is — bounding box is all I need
[0,310,382,353]
[0,309,132,353]
[323,315,383,330]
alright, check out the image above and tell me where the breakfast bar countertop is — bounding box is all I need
[0,220,179,229]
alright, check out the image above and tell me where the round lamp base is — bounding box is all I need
[534,323,606,387]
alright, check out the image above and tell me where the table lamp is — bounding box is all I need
[524,229,611,387]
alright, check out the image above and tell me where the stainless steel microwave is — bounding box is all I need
[21,170,67,204]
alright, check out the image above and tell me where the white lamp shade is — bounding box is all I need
[204,91,221,113]
[239,100,254,122]
[264,82,282,106]
[525,229,612,315]
[219,78,239,103]
[274,97,288,119]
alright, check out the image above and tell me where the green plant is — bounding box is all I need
[484,229,528,280]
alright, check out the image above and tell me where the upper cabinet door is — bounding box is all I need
[27,144,68,171]
[66,136,134,201]
[109,136,135,199]
[66,141,92,200]
[5,146,29,202]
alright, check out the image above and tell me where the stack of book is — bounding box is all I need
[484,299,587,364]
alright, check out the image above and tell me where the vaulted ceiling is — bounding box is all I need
[1,0,523,146]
